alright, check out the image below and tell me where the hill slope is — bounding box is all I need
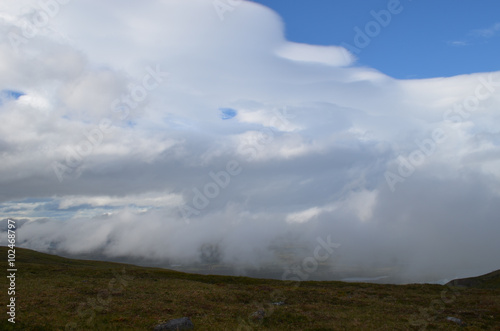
[446,269,500,289]
[1,247,499,330]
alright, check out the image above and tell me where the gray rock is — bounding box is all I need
[446,316,466,326]
[154,317,194,331]
[250,309,266,320]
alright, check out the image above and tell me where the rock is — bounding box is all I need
[154,317,194,331]
[446,316,466,326]
[250,309,266,320]
[272,301,285,306]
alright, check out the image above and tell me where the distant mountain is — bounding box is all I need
[446,269,500,289]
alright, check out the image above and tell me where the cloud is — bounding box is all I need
[275,42,355,66]
[447,40,469,47]
[1,0,500,283]
[449,22,500,46]
[57,192,182,210]
[470,22,500,38]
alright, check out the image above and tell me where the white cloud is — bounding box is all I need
[275,42,355,66]
[449,22,500,46]
[447,40,469,47]
[57,192,182,210]
[470,22,500,38]
[286,206,322,224]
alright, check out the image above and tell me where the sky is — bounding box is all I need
[0,0,499,284]
[252,0,500,79]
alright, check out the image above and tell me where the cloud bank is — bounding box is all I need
[1,0,499,283]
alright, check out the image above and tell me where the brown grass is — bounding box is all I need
[0,247,499,330]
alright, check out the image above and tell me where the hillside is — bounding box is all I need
[446,270,500,289]
[1,247,499,330]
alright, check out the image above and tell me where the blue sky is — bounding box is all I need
[0,89,25,105]
[253,0,500,79]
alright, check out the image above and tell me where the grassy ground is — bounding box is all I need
[0,247,499,330]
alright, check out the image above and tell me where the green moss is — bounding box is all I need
[1,247,499,330]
